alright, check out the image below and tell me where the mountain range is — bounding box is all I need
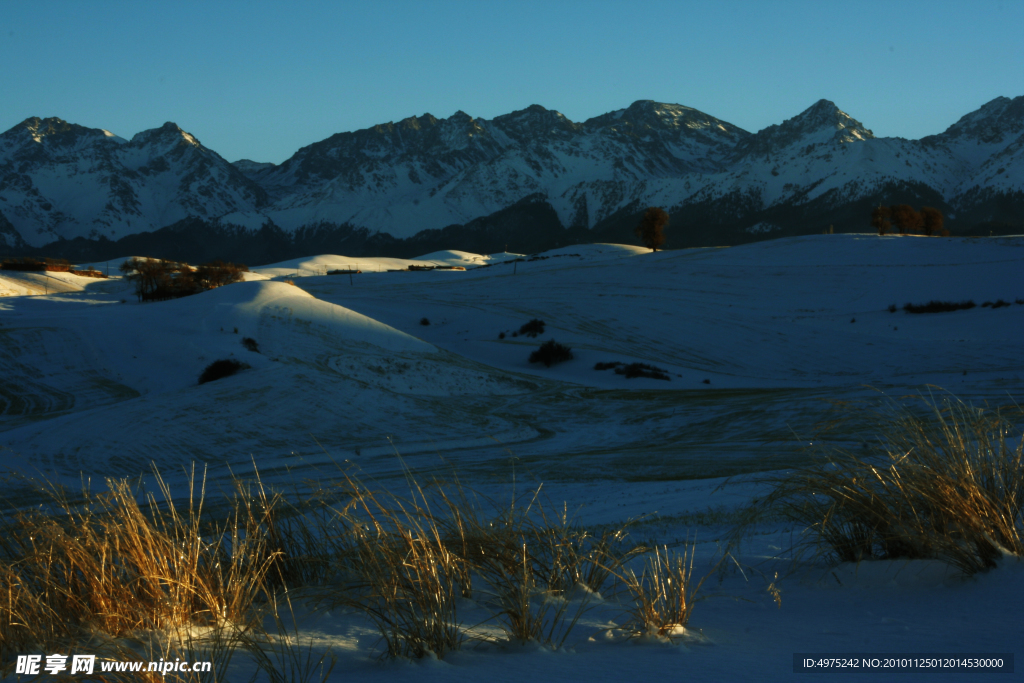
[2,96,1022,262]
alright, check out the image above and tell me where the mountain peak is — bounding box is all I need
[926,95,1024,145]
[130,122,201,148]
[7,116,80,141]
[397,113,440,131]
[492,104,578,140]
[734,100,873,159]
[788,100,873,142]
[15,116,68,133]
[583,100,747,140]
[625,99,657,112]
[1,116,125,156]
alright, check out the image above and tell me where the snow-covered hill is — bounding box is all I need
[1,235,1022,681]
[2,97,1023,256]
[3,234,1021,478]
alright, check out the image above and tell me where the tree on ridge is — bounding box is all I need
[635,207,669,251]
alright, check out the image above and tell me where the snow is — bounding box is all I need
[101,129,128,144]
[1,235,1022,681]
[4,98,1024,251]
[0,269,103,297]
[745,221,780,234]
[248,246,647,278]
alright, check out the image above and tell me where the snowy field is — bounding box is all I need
[1,234,1022,681]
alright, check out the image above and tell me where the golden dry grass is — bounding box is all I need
[616,544,712,637]
[1,458,716,673]
[760,394,1024,575]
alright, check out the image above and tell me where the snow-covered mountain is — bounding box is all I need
[920,96,1024,203]
[0,208,28,250]
[2,97,1022,257]
[221,101,747,236]
[0,117,267,247]
[677,100,966,221]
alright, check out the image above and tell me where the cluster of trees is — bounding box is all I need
[1,257,73,272]
[119,258,248,302]
[871,205,947,236]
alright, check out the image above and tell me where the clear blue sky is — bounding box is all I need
[2,0,1022,164]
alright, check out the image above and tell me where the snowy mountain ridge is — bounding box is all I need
[1,96,1023,254]
[0,117,267,247]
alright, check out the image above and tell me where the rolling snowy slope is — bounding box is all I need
[1,235,1021,487]
[1,235,1022,682]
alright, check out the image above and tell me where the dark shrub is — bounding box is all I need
[903,300,976,314]
[888,304,897,313]
[702,379,711,384]
[241,337,260,353]
[498,332,505,339]
[595,360,669,380]
[198,359,250,385]
[519,319,546,338]
[615,363,670,381]
[420,317,430,326]
[528,340,573,367]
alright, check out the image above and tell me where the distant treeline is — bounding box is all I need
[1,257,108,277]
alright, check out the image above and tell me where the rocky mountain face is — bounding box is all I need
[227,100,748,240]
[0,208,27,250]
[2,97,1022,261]
[0,117,267,247]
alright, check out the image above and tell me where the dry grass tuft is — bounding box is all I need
[456,489,644,647]
[1,456,708,668]
[316,467,645,654]
[318,469,468,660]
[0,465,283,677]
[760,395,1024,575]
[615,544,715,638]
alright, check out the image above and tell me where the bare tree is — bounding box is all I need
[871,205,892,235]
[920,207,945,236]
